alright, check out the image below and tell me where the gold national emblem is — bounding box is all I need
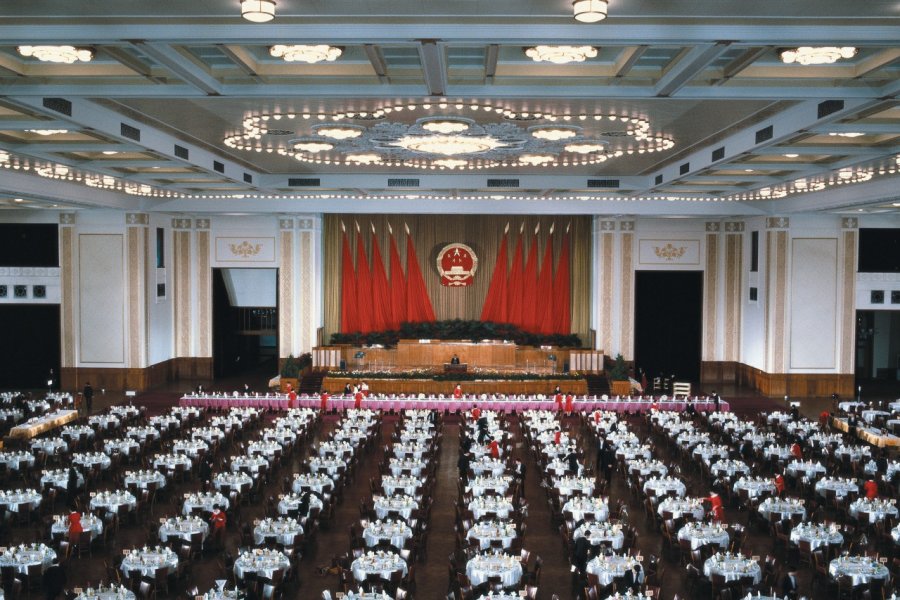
[436,243,478,287]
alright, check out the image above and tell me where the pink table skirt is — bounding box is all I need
[179,395,729,414]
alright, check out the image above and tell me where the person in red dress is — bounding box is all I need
[554,430,562,445]
[471,406,481,421]
[210,504,227,548]
[564,392,574,415]
[453,384,463,399]
[774,473,785,496]
[67,507,83,542]
[354,389,364,409]
[790,441,802,460]
[554,392,564,412]
[706,492,723,515]
[864,478,879,499]
[593,411,602,424]
[488,439,500,459]
[319,391,330,412]
[286,384,298,409]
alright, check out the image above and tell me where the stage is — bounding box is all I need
[179,393,729,413]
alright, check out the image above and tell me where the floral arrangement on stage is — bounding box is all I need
[330,319,582,348]
[327,367,584,382]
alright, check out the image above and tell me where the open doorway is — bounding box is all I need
[855,310,900,397]
[212,268,278,382]
[634,270,703,384]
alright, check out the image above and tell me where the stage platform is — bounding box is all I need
[179,393,729,413]
[321,376,588,396]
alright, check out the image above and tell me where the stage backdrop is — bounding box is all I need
[323,214,592,345]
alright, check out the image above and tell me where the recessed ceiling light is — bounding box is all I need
[27,129,68,136]
[421,120,470,134]
[565,142,607,154]
[530,126,579,141]
[524,45,598,64]
[269,45,342,63]
[518,154,556,166]
[783,153,799,158]
[779,46,857,65]
[17,45,93,64]
[828,132,865,138]
[315,124,364,140]
[102,151,119,155]
[745,169,755,172]
[13,198,23,203]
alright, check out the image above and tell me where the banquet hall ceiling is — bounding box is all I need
[0,1,899,216]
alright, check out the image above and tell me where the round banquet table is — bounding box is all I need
[158,517,209,543]
[72,453,112,470]
[692,445,729,464]
[469,458,508,477]
[153,454,193,472]
[373,495,419,520]
[574,522,625,549]
[465,521,518,550]
[643,478,687,498]
[710,459,750,478]
[104,439,141,456]
[815,479,859,499]
[277,493,323,517]
[52,514,103,541]
[124,471,167,490]
[790,523,843,552]
[562,496,609,522]
[253,518,303,545]
[828,556,890,586]
[0,544,56,576]
[785,461,827,479]
[120,549,178,578]
[41,470,85,490]
[213,472,253,493]
[657,497,705,521]
[233,549,291,580]
[171,439,209,458]
[763,446,794,461]
[616,445,652,461]
[703,554,762,584]
[391,443,428,459]
[849,498,899,524]
[733,478,776,499]
[292,474,334,495]
[387,458,426,477]
[231,456,268,475]
[362,520,413,549]
[757,498,806,521]
[585,554,643,587]
[465,553,523,588]
[0,489,42,513]
[125,427,159,442]
[306,458,346,477]
[182,492,229,516]
[88,415,120,431]
[0,451,35,471]
[30,437,67,455]
[553,476,595,497]
[677,522,730,550]
[72,585,135,600]
[90,490,137,513]
[350,551,408,583]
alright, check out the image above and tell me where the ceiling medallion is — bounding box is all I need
[391,134,506,156]
[225,101,674,169]
[290,140,334,153]
[524,45,598,64]
[314,124,364,140]
[572,0,608,22]
[241,0,276,23]
[779,46,857,66]
[17,45,93,64]
[269,45,342,63]
[421,119,470,134]
[530,126,579,141]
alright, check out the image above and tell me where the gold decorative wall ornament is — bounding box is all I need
[229,241,263,258]
[654,243,687,261]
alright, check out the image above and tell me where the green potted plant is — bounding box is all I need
[608,353,631,396]
[280,354,301,392]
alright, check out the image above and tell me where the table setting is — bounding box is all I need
[318,441,354,457]
[29,436,68,455]
[230,455,268,476]
[0,488,42,512]
[585,553,643,587]
[152,453,193,472]
[828,554,889,586]
[790,522,843,551]
[306,457,347,477]
[171,439,209,458]
[61,425,95,442]
[733,477,776,499]
[849,497,899,524]
[643,476,687,498]
[615,444,652,462]
[362,519,413,549]
[212,472,253,493]
[693,445,730,464]
[52,513,103,540]
[469,496,515,520]
[292,473,334,494]
[0,543,56,575]
[552,475,595,497]
[246,441,282,459]
[465,520,518,550]
[574,522,625,549]
[785,460,827,479]
[109,405,140,420]
[261,427,296,446]
[814,477,859,499]
[380,475,422,496]
[103,438,141,457]
[277,492,323,517]
[388,458,427,477]
[120,546,178,578]
[40,468,84,490]
[72,584,134,600]
[465,551,523,587]
[72,452,112,471]
[710,459,750,478]
[678,521,731,550]
[350,550,408,583]
[562,496,609,522]
[657,497,706,521]
[190,427,226,444]
[0,450,35,471]
[757,497,806,521]
[373,494,419,520]
[703,552,762,584]
[626,458,668,478]
[391,442,429,460]
[124,426,160,443]
[253,517,303,545]
[89,490,137,513]
[88,415,120,431]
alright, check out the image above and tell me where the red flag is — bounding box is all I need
[537,225,555,334]
[480,223,509,323]
[552,227,572,334]
[405,224,436,323]
[521,223,540,332]
[355,225,374,334]
[369,224,391,331]
[388,225,406,329]
[507,223,525,327]
[339,225,358,333]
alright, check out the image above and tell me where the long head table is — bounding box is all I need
[179,394,728,413]
[9,410,79,439]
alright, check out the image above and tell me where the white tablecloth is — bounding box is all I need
[828,556,889,586]
[362,521,413,549]
[703,555,762,584]
[350,552,408,582]
[465,554,522,587]
[158,518,209,543]
[678,523,730,550]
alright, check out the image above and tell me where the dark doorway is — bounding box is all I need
[0,304,60,389]
[212,268,278,381]
[855,310,900,398]
[634,270,703,383]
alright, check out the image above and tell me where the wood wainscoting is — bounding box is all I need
[322,376,587,397]
[61,357,213,392]
[700,362,853,398]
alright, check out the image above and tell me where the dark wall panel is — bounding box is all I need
[0,304,60,388]
[0,224,59,267]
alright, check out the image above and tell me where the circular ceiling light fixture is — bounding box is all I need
[314,124,364,140]
[345,153,382,165]
[530,126,579,141]
[792,178,825,192]
[290,139,334,153]
[779,46,857,65]
[269,45,342,63]
[241,0,276,22]
[27,129,69,136]
[433,158,469,169]
[17,45,93,64]
[524,45,598,64]
[828,132,865,138]
[36,164,70,178]
[518,154,556,166]
[421,119,470,134]
[391,134,505,156]
[572,0,608,22]
[565,141,609,154]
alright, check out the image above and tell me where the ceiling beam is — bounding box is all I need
[717,47,768,83]
[809,123,900,135]
[363,44,388,84]
[0,120,76,131]
[484,44,499,84]
[613,46,647,78]
[417,40,448,96]
[218,45,262,80]
[654,42,732,97]
[853,48,900,79]
[100,47,160,82]
[132,42,222,96]
[751,145,893,156]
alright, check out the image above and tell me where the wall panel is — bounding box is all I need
[78,234,124,363]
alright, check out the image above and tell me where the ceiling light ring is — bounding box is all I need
[269,44,343,63]
[17,45,94,64]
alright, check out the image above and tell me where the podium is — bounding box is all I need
[443,363,468,374]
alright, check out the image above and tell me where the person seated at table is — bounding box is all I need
[739,438,754,462]
[774,473,786,496]
[450,354,460,365]
[790,441,803,460]
[343,383,353,395]
[864,478,879,499]
[453,384,463,399]
[67,506,83,542]
[623,562,643,593]
[199,457,213,483]
[210,504,227,548]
